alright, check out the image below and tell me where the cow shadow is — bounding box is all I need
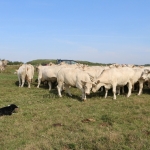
[48,89,83,102]
[15,81,28,87]
[89,90,113,99]
[89,86,129,99]
[33,79,57,90]
[15,81,19,87]
[143,88,150,95]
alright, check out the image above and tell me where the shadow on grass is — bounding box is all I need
[89,88,130,100]
[15,81,29,87]
[47,89,84,102]
[143,88,150,95]
[33,79,57,90]
[89,86,150,100]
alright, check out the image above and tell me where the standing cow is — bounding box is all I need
[16,64,34,88]
[92,67,135,99]
[57,68,94,101]
[0,60,8,72]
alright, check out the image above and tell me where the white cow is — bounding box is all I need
[16,64,34,88]
[36,65,66,90]
[36,63,86,90]
[92,67,135,99]
[57,68,94,101]
[0,60,8,72]
[0,60,8,67]
[132,67,146,95]
[0,66,5,72]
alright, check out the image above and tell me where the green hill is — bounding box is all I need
[26,59,108,66]
[27,59,57,65]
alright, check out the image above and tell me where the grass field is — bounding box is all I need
[0,65,150,150]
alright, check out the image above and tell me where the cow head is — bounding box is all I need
[91,80,106,93]
[140,69,150,80]
[81,80,93,95]
[91,80,101,93]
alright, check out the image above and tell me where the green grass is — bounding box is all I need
[0,65,150,150]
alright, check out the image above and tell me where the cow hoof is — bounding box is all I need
[82,99,86,101]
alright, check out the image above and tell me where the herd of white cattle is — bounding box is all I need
[12,61,150,101]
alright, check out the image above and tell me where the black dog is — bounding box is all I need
[0,104,18,116]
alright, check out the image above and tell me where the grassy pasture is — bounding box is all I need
[0,65,150,150]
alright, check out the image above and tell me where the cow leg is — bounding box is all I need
[18,76,21,87]
[81,89,86,101]
[27,79,31,88]
[21,78,25,87]
[104,88,108,98]
[132,83,134,91]
[122,86,125,94]
[57,82,63,97]
[127,82,132,97]
[48,81,52,91]
[116,86,120,95]
[37,78,41,88]
[76,83,86,101]
[83,93,86,101]
[112,84,117,100]
[138,80,144,95]
[148,81,150,88]
[100,86,103,92]
[28,82,31,88]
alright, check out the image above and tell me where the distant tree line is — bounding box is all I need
[7,61,23,65]
[2,59,149,66]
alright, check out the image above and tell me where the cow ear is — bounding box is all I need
[97,80,100,84]
[81,80,86,85]
[92,83,96,86]
[93,80,100,85]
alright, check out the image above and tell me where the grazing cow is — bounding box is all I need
[92,67,135,99]
[83,65,109,92]
[16,64,34,88]
[57,68,94,101]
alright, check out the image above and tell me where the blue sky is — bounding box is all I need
[0,0,150,65]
